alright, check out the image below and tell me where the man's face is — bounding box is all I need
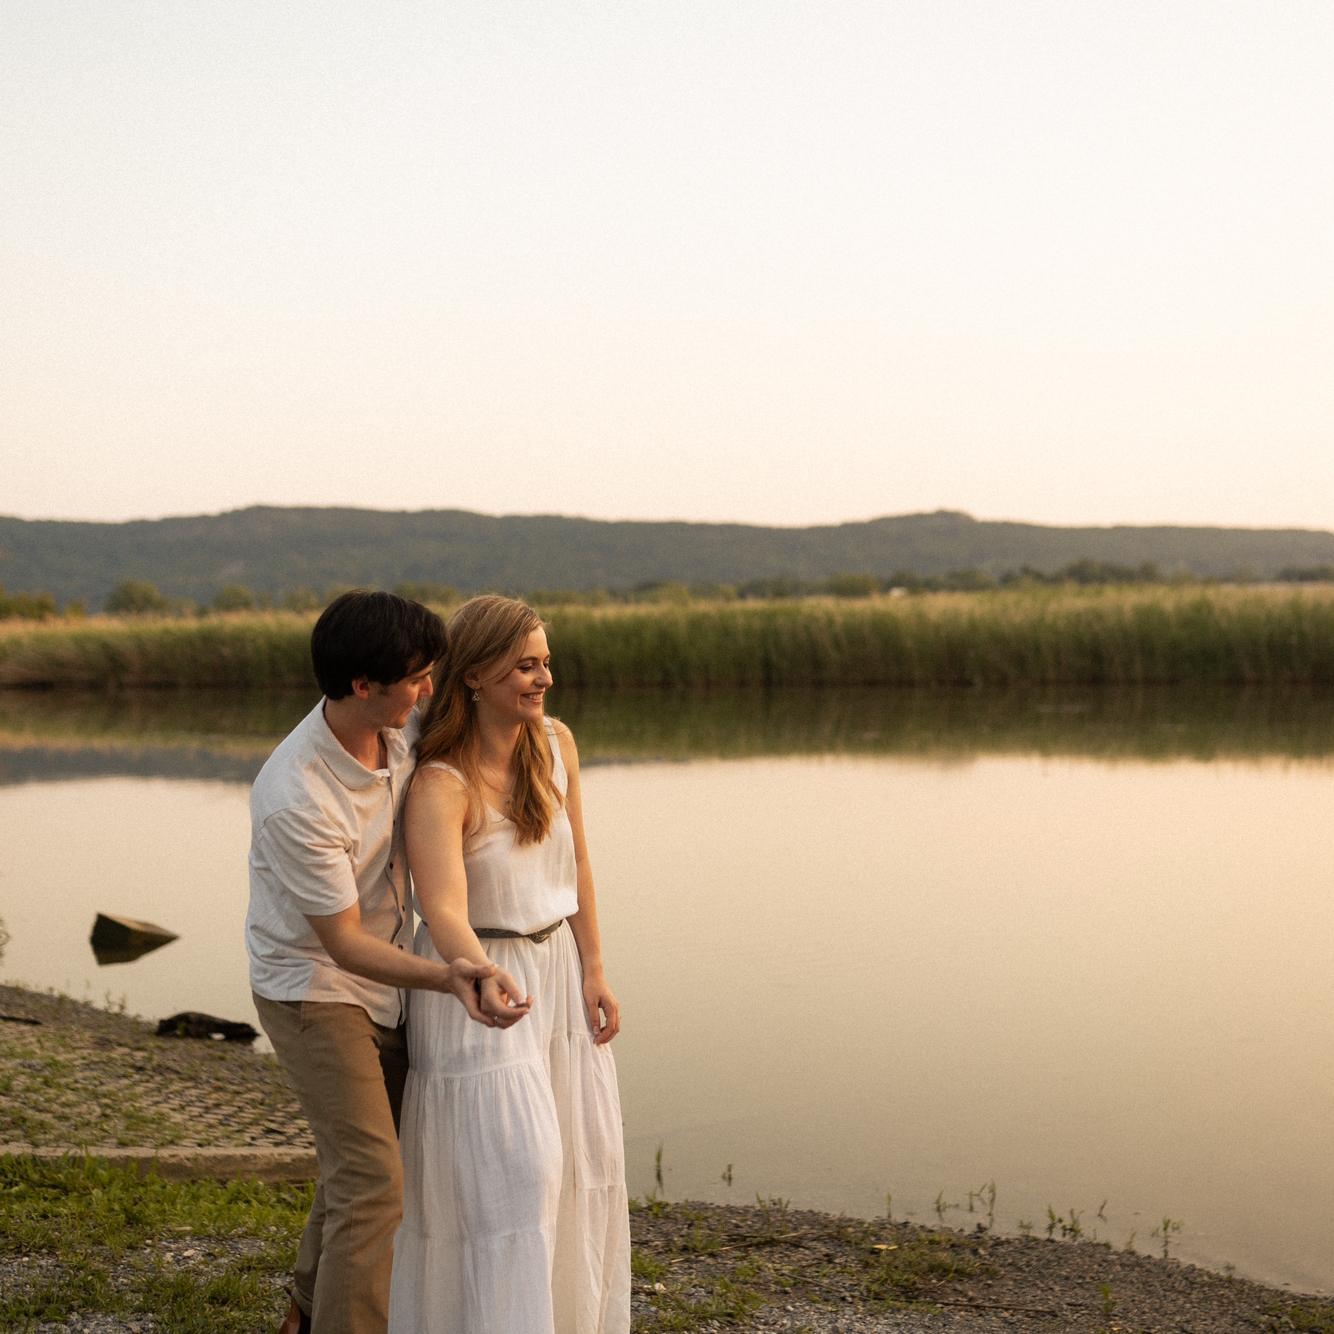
[368,662,435,729]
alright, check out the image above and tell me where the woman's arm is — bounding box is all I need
[404,768,532,1027]
[554,720,621,1044]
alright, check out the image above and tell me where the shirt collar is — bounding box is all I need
[307,698,408,791]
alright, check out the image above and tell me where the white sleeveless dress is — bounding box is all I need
[388,720,630,1334]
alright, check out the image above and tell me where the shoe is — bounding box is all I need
[277,1297,312,1334]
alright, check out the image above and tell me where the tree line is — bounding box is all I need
[6,560,1334,623]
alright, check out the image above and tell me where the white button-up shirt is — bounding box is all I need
[246,699,416,1027]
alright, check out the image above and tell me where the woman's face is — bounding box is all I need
[474,627,552,724]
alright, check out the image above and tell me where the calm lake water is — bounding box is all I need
[3,687,1333,1293]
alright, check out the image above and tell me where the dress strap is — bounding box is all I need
[543,717,568,795]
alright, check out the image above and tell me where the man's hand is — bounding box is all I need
[447,959,532,1028]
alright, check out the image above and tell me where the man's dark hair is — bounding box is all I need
[311,590,446,699]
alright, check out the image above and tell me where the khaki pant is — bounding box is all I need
[254,994,408,1334]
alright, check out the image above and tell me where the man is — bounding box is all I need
[246,590,529,1334]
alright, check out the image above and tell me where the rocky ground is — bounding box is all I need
[628,1198,1334,1332]
[3,984,1332,1332]
[0,984,311,1154]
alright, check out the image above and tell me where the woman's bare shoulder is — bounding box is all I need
[409,761,470,803]
[547,716,581,774]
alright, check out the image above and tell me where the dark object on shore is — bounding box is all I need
[90,912,178,965]
[0,1012,41,1025]
[156,1011,259,1043]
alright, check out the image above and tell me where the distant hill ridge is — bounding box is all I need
[4,506,1334,608]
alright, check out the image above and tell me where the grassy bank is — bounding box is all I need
[0,1156,308,1332]
[0,1157,983,1332]
[0,614,312,690]
[5,585,1334,690]
[4,986,1334,1331]
[3,1159,1332,1333]
[544,584,1334,689]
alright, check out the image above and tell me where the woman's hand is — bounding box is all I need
[477,969,534,1029]
[582,970,620,1045]
[446,958,531,1027]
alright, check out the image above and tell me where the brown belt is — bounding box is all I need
[474,920,564,944]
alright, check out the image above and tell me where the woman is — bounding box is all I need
[388,596,630,1334]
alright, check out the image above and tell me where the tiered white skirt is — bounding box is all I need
[388,922,630,1334]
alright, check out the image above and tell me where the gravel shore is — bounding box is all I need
[0,984,311,1155]
[3,984,1331,1332]
[629,1198,1333,1332]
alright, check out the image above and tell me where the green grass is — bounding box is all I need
[13,1160,1310,1331]
[637,1272,766,1329]
[627,1196,987,1330]
[8,585,1334,690]
[0,612,314,689]
[0,1155,310,1332]
[856,1227,984,1302]
[544,585,1334,689]
[11,1162,985,1332]
[1271,1302,1334,1332]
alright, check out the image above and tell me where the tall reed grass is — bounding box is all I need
[542,585,1334,689]
[3,586,1334,690]
[0,613,314,689]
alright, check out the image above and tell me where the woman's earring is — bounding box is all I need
[471,689,481,702]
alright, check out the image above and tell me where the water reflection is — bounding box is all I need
[4,753,1333,1292]
[567,685,1334,763]
[3,691,1334,1292]
[3,685,1334,787]
[0,690,308,785]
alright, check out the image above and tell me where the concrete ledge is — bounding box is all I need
[1,1144,317,1183]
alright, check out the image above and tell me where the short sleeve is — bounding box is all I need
[257,808,360,917]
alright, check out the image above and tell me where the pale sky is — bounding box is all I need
[3,1,1332,530]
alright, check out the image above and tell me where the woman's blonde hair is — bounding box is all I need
[417,595,561,845]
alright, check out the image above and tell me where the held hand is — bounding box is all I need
[445,957,499,1025]
[478,970,533,1029]
[582,971,620,1045]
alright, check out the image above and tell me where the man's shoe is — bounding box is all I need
[277,1297,311,1334]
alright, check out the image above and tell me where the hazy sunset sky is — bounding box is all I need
[3,1,1332,529]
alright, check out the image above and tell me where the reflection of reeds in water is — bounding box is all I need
[4,683,1334,773]
[6,586,1334,691]
[562,683,1334,763]
[0,685,311,751]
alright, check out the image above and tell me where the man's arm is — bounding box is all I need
[304,903,496,1023]
[259,805,526,1026]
